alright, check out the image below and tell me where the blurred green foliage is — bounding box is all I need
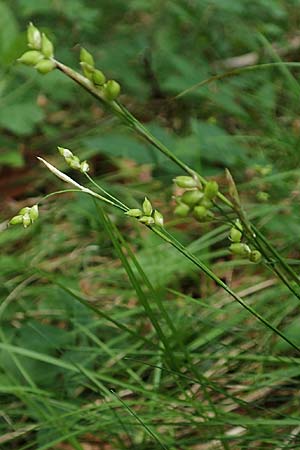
[2,0,300,172]
[2,2,300,448]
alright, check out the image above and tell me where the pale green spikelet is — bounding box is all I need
[229,243,251,257]
[80,62,95,80]
[204,180,219,200]
[9,215,24,225]
[103,80,121,101]
[153,210,164,227]
[35,59,56,74]
[18,50,44,66]
[125,209,143,218]
[174,203,190,217]
[93,69,106,86]
[142,197,153,216]
[80,161,89,173]
[27,22,42,49]
[174,176,198,189]
[249,250,262,263]
[29,205,39,222]
[41,33,54,58]
[139,216,155,225]
[80,48,95,67]
[181,190,203,207]
[229,227,242,243]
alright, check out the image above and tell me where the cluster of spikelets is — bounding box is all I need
[8,146,91,229]
[173,176,219,222]
[58,147,89,173]
[18,23,121,101]
[173,175,262,263]
[7,147,261,265]
[125,198,164,227]
[18,23,56,74]
[79,48,121,101]
[8,147,164,229]
[14,28,262,264]
[228,220,262,263]
[9,205,39,228]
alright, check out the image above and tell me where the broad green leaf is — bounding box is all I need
[0,102,44,135]
[0,1,19,64]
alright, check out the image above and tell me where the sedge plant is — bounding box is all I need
[3,22,300,450]
[10,23,300,353]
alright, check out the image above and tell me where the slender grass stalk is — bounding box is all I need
[0,330,85,450]
[95,203,230,448]
[52,57,299,298]
[151,226,300,353]
[110,389,169,450]
[175,61,300,99]
[37,159,300,354]
[38,157,127,212]
[84,172,129,211]
[253,225,300,286]
[214,202,300,301]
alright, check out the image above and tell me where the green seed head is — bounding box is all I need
[193,205,214,222]
[29,205,39,222]
[68,156,81,170]
[204,180,219,200]
[80,48,95,67]
[9,215,24,226]
[174,203,190,217]
[125,209,143,218]
[103,80,121,101]
[139,216,155,225]
[41,33,54,58]
[193,205,208,221]
[249,250,262,263]
[181,190,204,207]
[92,69,106,86]
[18,50,44,66]
[80,62,95,80]
[229,227,242,243]
[80,161,89,173]
[22,212,31,228]
[229,243,251,257]
[58,147,73,159]
[200,197,213,209]
[27,22,42,50]
[142,197,153,216]
[35,59,56,74]
[19,207,30,215]
[153,210,164,227]
[173,176,198,189]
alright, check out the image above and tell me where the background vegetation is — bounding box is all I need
[1,1,300,448]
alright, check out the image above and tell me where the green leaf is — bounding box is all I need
[0,102,44,135]
[0,1,19,64]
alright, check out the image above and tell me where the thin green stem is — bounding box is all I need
[253,225,300,285]
[110,389,168,450]
[50,58,300,324]
[38,189,83,204]
[55,60,233,209]
[39,160,300,353]
[38,157,127,212]
[84,173,129,211]
[175,62,300,99]
[214,203,300,300]
[150,225,300,354]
